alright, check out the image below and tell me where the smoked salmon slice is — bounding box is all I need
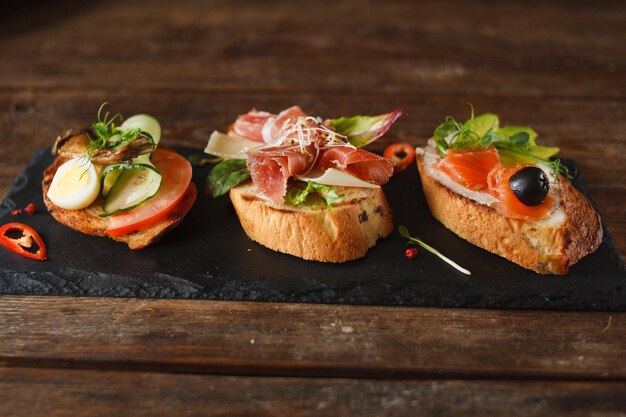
[487,165,554,220]
[437,146,500,191]
[436,147,554,220]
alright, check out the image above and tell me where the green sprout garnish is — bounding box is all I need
[86,102,153,158]
[433,105,571,180]
[399,225,471,276]
[87,102,123,155]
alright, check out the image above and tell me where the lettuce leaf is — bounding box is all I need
[495,125,559,166]
[330,109,405,148]
[205,159,250,198]
[285,181,344,207]
[496,125,537,145]
[463,113,499,139]
[432,111,566,177]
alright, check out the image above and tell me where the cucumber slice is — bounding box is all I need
[100,114,163,215]
[121,114,161,145]
[101,169,122,197]
[101,164,162,216]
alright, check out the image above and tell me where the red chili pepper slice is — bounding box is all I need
[383,143,416,173]
[0,222,47,261]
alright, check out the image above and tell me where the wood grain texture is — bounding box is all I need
[0,296,624,380]
[0,0,625,99]
[1,367,626,417]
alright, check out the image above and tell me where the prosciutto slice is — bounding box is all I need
[261,106,308,144]
[238,106,398,205]
[316,147,393,185]
[232,106,307,143]
[232,110,273,142]
[247,145,315,204]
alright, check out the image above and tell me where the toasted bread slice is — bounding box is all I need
[42,155,197,250]
[416,152,602,275]
[229,182,393,262]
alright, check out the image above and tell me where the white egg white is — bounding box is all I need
[47,156,100,210]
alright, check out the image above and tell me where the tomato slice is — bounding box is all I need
[383,142,416,173]
[0,222,47,260]
[106,149,194,236]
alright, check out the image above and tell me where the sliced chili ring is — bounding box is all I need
[383,143,416,173]
[0,222,47,261]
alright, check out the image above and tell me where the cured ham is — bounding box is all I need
[232,106,307,143]
[247,145,394,204]
[261,106,308,144]
[247,146,314,204]
[232,110,273,142]
[317,147,394,185]
[229,106,402,205]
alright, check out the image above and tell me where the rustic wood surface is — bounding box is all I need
[0,296,623,380]
[0,0,625,415]
[2,367,626,417]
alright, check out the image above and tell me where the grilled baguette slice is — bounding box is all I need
[42,155,197,250]
[230,182,393,262]
[416,152,602,275]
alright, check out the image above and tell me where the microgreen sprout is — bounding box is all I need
[86,103,153,159]
[398,225,471,276]
[433,106,571,180]
[87,102,123,154]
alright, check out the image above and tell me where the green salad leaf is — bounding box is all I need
[205,159,251,198]
[284,181,344,207]
[432,108,567,178]
[330,109,404,148]
[87,103,155,158]
[464,113,499,139]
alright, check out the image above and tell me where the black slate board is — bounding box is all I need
[1,147,624,310]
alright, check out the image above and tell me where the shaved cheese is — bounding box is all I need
[204,131,260,159]
[296,168,380,188]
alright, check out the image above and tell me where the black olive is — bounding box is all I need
[509,166,550,206]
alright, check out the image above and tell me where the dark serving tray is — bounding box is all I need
[0,147,624,310]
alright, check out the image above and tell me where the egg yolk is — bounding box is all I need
[53,164,92,197]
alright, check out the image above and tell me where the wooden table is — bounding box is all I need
[1,1,625,415]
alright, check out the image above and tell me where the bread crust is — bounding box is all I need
[42,155,197,250]
[416,154,602,275]
[229,183,393,262]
